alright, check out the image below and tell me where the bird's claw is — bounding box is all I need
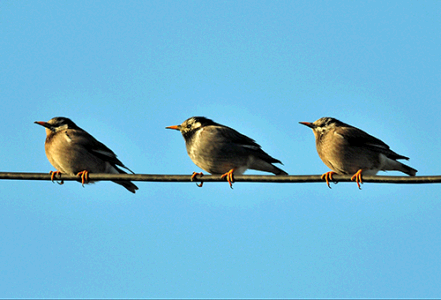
[221,169,235,189]
[49,170,64,185]
[76,170,90,187]
[191,172,204,187]
[321,171,337,189]
[351,169,363,189]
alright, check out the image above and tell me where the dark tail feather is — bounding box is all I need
[113,180,139,193]
[113,165,139,193]
[248,157,288,176]
[399,162,417,176]
[273,165,288,176]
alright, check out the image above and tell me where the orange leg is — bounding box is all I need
[220,168,236,189]
[76,170,90,187]
[351,169,363,189]
[49,170,64,185]
[321,171,337,189]
[191,172,204,187]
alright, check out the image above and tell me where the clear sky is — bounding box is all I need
[1,1,440,298]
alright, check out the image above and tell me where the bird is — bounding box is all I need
[35,117,138,193]
[300,117,417,189]
[166,116,288,188]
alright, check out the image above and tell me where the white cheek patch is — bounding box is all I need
[192,122,202,129]
[315,127,327,135]
[54,124,69,132]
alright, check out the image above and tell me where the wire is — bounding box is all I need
[1,172,440,184]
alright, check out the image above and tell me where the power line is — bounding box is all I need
[1,172,440,184]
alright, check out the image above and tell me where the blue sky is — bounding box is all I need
[1,1,440,298]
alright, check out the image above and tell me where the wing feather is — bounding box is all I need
[336,126,408,160]
[66,129,135,173]
[206,125,282,164]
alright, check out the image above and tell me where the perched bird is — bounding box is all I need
[35,117,138,193]
[166,116,287,188]
[300,117,417,189]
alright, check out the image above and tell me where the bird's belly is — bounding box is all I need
[46,144,107,174]
[188,148,247,175]
[320,147,380,175]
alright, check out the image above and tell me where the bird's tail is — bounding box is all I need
[397,162,417,176]
[385,159,417,176]
[113,180,139,193]
[249,157,288,176]
[113,165,139,193]
[272,165,288,176]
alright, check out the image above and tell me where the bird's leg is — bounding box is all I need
[191,172,204,187]
[220,168,236,189]
[76,170,90,187]
[321,171,337,189]
[49,170,64,185]
[351,169,363,189]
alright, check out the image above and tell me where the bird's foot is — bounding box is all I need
[321,171,337,189]
[220,169,235,189]
[49,170,64,185]
[351,169,363,189]
[76,170,90,187]
[191,172,204,187]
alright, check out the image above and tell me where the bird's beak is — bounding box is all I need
[34,121,50,128]
[166,125,180,130]
[299,122,314,129]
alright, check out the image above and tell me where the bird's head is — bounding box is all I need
[35,117,79,133]
[300,117,345,137]
[166,116,216,138]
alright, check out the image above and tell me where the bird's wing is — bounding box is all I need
[212,125,261,148]
[66,129,135,173]
[209,125,282,164]
[335,126,408,160]
[335,126,389,149]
